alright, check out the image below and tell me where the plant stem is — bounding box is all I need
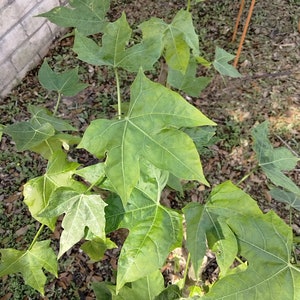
[114,68,122,119]
[186,0,191,12]
[53,92,62,116]
[236,166,258,186]
[28,224,45,251]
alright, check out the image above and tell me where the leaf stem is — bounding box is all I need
[114,68,122,119]
[236,166,258,186]
[186,0,191,12]
[53,92,62,116]
[28,224,45,251]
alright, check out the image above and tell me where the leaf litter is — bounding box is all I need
[0,0,299,298]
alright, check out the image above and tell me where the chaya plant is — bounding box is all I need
[1,0,300,298]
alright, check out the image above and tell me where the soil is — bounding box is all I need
[0,0,299,299]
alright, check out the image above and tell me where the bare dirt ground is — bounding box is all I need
[0,0,299,299]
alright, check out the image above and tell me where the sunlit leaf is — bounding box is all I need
[38,60,88,96]
[30,133,81,159]
[140,10,199,73]
[23,152,83,230]
[113,161,183,291]
[0,241,57,295]
[252,121,300,195]
[202,212,300,299]
[213,47,241,78]
[37,0,109,35]
[79,70,215,202]
[183,181,262,279]
[40,187,107,257]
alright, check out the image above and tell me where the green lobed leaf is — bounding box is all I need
[140,10,199,73]
[201,211,300,299]
[213,47,241,78]
[0,240,58,295]
[23,151,83,230]
[113,161,183,291]
[73,13,162,72]
[183,181,262,279]
[270,188,300,211]
[79,70,215,203]
[38,60,88,96]
[167,57,212,96]
[252,121,300,195]
[40,187,107,258]
[37,0,110,35]
[3,121,55,151]
[28,105,76,131]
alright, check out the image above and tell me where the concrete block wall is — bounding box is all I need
[0,0,68,98]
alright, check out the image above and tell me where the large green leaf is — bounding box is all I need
[23,152,83,230]
[183,181,262,279]
[167,57,212,96]
[38,0,109,35]
[73,13,162,72]
[252,121,300,195]
[213,47,241,78]
[79,70,215,202]
[0,240,57,295]
[140,10,199,73]
[38,60,88,96]
[201,211,300,299]
[112,161,183,291]
[40,187,107,258]
[3,121,55,151]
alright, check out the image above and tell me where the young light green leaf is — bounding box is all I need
[79,70,215,203]
[252,121,300,195]
[183,181,262,279]
[75,163,106,186]
[140,10,199,73]
[28,105,76,131]
[202,211,300,299]
[114,161,183,291]
[38,60,88,96]
[30,133,81,160]
[3,121,55,151]
[40,187,107,258]
[167,57,212,96]
[81,237,117,262]
[0,241,57,295]
[73,13,162,72]
[37,0,109,35]
[23,152,82,230]
[213,47,241,78]
[270,188,300,211]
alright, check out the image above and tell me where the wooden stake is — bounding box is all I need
[233,0,256,67]
[232,0,245,42]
